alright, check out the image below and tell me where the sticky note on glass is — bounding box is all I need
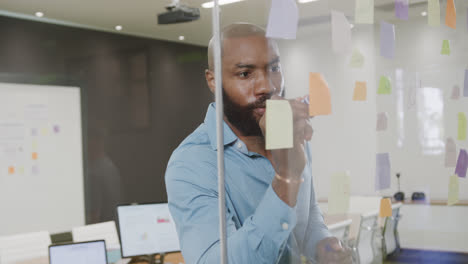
[451,85,460,100]
[379,198,392,217]
[455,149,468,178]
[32,152,38,160]
[331,10,352,54]
[18,166,25,174]
[459,112,467,141]
[378,76,392,95]
[448,175,459,206]
[8,166,15,175]
[309,73,332,116]
[441,40,451,55]
[355,0,374,24]
[353,81,367,101]
[428,0,440,26]
[266,0,298,39]
[395,0,409,20]
[349,48,365,68]
[328,171,351,215]
[464,69,468,97]
[265,100,293,150]
[445,0,456,29]
[375,153,391,191]
[376,112,388,131]
[380,22,395,59]
[445,137,457,167]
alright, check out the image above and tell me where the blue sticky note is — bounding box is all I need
[395,0,409,20]
[375,153,391,191]
[464,69,468,97]
[380,21,395,59]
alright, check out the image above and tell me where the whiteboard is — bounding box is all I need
[278,4,468,201]
[0,82,85,235]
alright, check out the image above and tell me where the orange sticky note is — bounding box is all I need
[8,166,15,175]
[445,0,456,29]
[309,73,332,116]
[32,152,38,160]
[352,81,367,101]
[379,198,392,217]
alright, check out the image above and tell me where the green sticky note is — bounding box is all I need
[378,76,392,95]
[355,0,374,24]
[349,48,365,68]
[447,174,459,206]
[328,171,351,214]
[459,112,467,140]
[265,100,293,150]
[428,0,440,26]
[441,40,451,55]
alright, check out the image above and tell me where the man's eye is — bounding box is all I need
[238,72,250,78]
[270,65,281,72]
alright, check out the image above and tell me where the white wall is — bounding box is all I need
[278,2,468,201]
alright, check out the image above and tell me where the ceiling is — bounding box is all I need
[0,0,434,47]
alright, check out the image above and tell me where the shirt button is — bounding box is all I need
[282,222,289,230]
[237,142,242,149]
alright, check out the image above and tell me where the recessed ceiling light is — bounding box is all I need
[201,0,246,9]
[350,24,355,29]
[115,25,123,31]
[179,36,185,41]
[298,0,320,3]
[35,12,44,17]
[421,11,428,17]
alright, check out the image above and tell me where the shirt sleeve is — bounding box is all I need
[165,160,297,264]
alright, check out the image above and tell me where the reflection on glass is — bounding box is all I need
[417,87,444,155]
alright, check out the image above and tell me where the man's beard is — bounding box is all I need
[222,89,270,137]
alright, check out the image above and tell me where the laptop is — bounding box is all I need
[49,240,107,264]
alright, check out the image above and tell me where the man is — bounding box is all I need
[165,23,352,264]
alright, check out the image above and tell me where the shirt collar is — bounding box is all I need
[204,102,238,150]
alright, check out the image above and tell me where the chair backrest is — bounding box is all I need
[356,210,379,264]
[384,202,402,255]
[0,231,51,264]
[327,219,352,243]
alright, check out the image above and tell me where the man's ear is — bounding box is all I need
[205,69,215,94]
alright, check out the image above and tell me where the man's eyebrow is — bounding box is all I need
[235,63,256,69]
[268,57,280,66]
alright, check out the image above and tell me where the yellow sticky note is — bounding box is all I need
[355,0,374,24]
[18,166,25,174]
[265,100,293,150]
[459,112,467,141]
[445,0,456,29]
[349,49,365,68]
[353,81,367,101]
[32,140,38,150]
[377,76,392,95]
[309,73,332,116]
[328,171,351,214]
[428,0,440,26]
[379,198,392,217]
[441,40,450,55]
[8,166,15,175]
[40,127,48,136]
[448,175,459,206]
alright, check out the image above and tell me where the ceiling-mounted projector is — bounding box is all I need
[158,0,200,24]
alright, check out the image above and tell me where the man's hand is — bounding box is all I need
[315,237,353,264]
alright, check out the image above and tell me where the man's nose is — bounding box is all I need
[254,72,276,95]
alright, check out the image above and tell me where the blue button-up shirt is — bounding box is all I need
[165,103,331,264]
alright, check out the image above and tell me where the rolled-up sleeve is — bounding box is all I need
[166,160,296,264]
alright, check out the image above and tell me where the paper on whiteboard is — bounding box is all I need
[72,221,120,250]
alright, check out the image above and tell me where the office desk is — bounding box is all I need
[323,213,361,241]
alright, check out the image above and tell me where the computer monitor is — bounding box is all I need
[49,240,107,264]
[117,203,180,258]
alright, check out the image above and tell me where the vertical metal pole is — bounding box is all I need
[211,1,227,263]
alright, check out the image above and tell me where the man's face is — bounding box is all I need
[221,36,284,137]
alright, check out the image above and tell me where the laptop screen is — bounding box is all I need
[117,203,180,257]
[49,240,107,264]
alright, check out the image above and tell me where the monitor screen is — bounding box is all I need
[49,240,107,264]
[117,203,180,257]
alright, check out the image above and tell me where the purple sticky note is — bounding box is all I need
[395,0,409,20]
[32,165,39,175]
[31,128,38,136]
[380,21,395,59]
[375,153,391,191]
[464,69,468,97]
[455,149,468,178]
[53,125,60,134]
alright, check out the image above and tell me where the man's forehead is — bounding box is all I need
[222,36,280,62]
